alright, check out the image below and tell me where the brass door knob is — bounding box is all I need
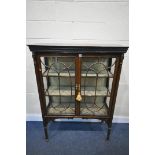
[76,92,82,102]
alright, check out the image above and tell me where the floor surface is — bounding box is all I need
[26,121,129,155]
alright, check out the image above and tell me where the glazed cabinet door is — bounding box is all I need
[40,56,76,115]
[78,55,116,116]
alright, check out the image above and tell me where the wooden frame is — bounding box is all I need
[29,45,128,141]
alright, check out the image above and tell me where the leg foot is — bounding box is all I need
[44,126,48,140]
[106,127,111,140]
[43,120,49,141]
[106,120,112,140]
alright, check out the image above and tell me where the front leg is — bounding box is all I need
[106,120,112,140]
[43,119,48,141]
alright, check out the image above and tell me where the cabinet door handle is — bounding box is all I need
[76,84,82,102]
[76,92,82,102]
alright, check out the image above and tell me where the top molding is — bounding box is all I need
[28,44,128,54]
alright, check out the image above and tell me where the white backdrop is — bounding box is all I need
[26,0,129,122]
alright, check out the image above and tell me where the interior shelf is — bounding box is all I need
[47,102,108,116]
[80,106,108,116]
[42,70,113,78]
[47,103,75,115]
[45,86,110,97]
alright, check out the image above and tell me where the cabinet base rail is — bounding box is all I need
[42,116,112,141]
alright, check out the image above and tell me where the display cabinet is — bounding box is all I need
[28,45,128,141]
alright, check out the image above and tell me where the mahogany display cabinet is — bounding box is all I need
[28,45,128,141]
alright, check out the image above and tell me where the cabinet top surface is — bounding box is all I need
[28,43,128,54]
